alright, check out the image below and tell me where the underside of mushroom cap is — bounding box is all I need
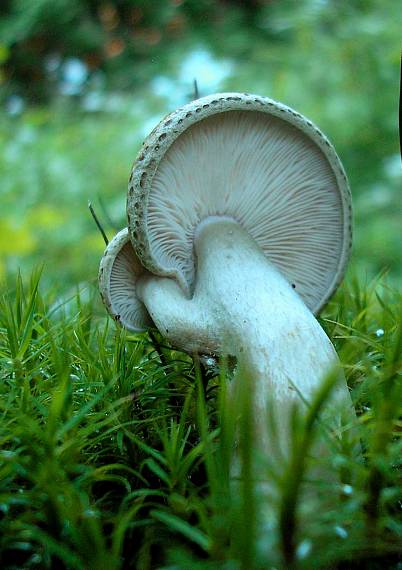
[127,93,352,314]
[99,228,153,332]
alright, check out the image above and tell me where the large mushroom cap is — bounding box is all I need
[99,228,153,332]
[128,93,352,314]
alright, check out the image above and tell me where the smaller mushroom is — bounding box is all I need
[98,228,152,332]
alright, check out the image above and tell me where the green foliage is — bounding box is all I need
[0,271,401,569]
[0,107,142,287]
[0,0,254,102]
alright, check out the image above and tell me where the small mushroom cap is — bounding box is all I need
[98,228,153,332]
[128,93,352,314]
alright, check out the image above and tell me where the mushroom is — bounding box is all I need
[99,228,152,332]
[100,92,355,460]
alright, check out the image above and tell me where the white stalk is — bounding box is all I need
[137,217,354,457]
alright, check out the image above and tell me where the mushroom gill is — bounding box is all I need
[146,110,345,313]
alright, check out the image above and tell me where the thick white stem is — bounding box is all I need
[137,217,354,457]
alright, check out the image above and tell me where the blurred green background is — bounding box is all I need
[0,0,401,291]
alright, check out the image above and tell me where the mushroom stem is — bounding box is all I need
[137,217,354,457]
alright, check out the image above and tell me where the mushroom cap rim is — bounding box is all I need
[98,227,151,333]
